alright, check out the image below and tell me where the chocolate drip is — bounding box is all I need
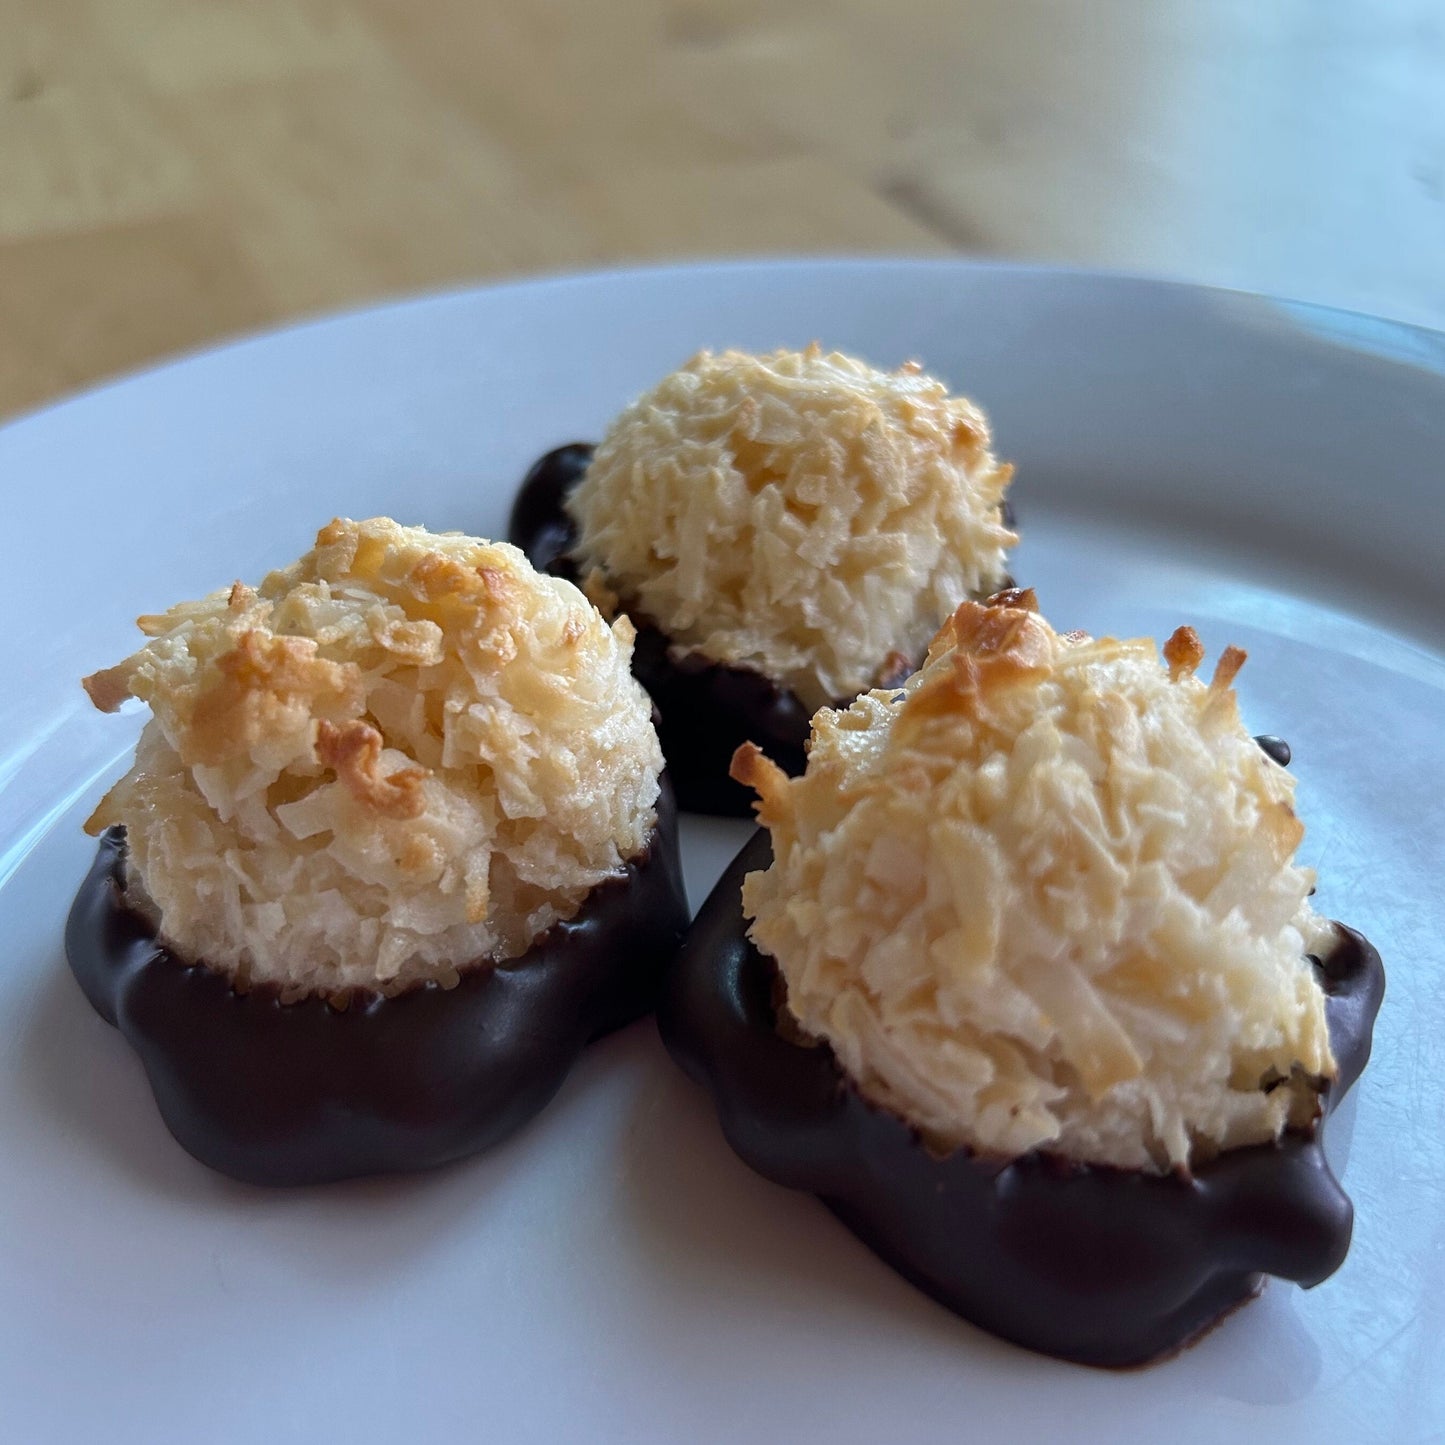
[658,826,1385,1368]
[1254,734,1292,767]
[66,782,689,1186]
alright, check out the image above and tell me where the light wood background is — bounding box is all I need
[2,0,1441,420]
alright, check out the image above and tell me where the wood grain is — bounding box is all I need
[1,0,1441,419]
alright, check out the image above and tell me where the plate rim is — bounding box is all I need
[4,254,1442,437]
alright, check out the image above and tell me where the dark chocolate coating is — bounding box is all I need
[510,442,594,577]
[66,782,689,1186]
[625,624,814,815]
[658,827,1385,1368]
[508,444,1010,817]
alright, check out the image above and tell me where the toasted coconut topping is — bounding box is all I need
[85,518,663,997]
[735,594,1336,1173]
[565,346,1017,711]
[1163,624,1205,681]
[314,719,429,821]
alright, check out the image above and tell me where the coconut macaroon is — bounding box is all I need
[564,345,1016,713]
[83,517,664,1001]
[733,590,1336,1175]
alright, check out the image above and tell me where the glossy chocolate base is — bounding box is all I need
[658,827,1386,1368]
[66,782,689,1187]
[510,444,937,815]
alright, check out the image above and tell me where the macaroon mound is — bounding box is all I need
[734,589,1335,1174]
[84,517,664,1001]
[564,345,1016,713]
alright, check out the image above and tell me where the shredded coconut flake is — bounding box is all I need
[85,518,663,998]
[565,346,1016,711]
[734,590,1337,1174]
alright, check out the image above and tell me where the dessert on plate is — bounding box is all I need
[509,344,1017,813]
[67,517,688,1185]
[659,589,1384,1366]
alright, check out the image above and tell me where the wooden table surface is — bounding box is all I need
[2,0,1441,421]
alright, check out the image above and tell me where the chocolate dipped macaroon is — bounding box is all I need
[69,518,688,1185]
[509,345,1017,814]
[659,590,1384,1366]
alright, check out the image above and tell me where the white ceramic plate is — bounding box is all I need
[2,260,1442,1444]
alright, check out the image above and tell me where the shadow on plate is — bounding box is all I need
[616,1034,1328,1399]
[1186,1279,1324,1406]
[612,1049,1026,1368]
[16,957,562,1282]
